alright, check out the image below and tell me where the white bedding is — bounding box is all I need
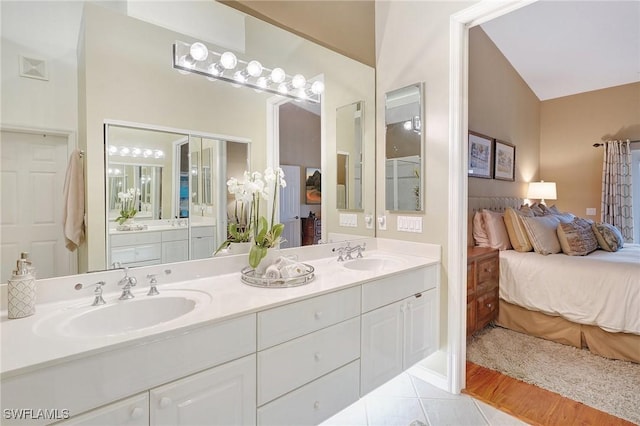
[499,244,640,335]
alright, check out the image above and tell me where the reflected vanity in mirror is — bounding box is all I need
[384,83,424,212]
[105,123,249,269]
[336,101,364,211]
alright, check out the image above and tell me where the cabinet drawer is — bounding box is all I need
[476,288,498,329]
[59,392,148,426]
[258,317,360,405]
[466,301,476,337]
[362,266,437,313]
[162,229,189,242]
[191,225,215,238]
[258,286,360,350]
[111,243,161,264]
[257,360,360,426]
[110,231,161,247]
[477,256,498,284]
[466,262,475,296]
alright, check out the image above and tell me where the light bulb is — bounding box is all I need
[143,149,153,157]
[208,63,223,76]
[278,83,288,95]
[233,71,246,83]
[291,74,306,89]
[311,80,325,95]
[220,51,237,70]
[403,120,412,131]
[271,67,286,83]
[246,60,263,77]
[256,76,268,89]
[109,146,118,155]
[189,42,208,61]
[120,147,130,155]
[132,148,141,156]
[178,55,195,69]
[297,89,308,100]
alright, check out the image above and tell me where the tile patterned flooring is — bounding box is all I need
[320,371,529,426]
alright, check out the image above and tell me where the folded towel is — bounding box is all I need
[265,265,281,279]
[63,149,85,251]
[280,263,308,279]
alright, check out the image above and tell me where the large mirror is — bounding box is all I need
[384,83,424,212]
[0,0,375,279]
[336,102,364,211]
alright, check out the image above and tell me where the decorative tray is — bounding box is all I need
[240,264,315,288]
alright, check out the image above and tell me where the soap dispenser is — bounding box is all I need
[7,253,36,319]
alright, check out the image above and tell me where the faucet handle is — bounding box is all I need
[146,274,160,296]
[92,281,106,306]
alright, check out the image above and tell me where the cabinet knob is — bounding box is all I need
[314,352,322,361]
[159,397,172,409]
[130,407,144,419]
[314,311,323,320]
[487,303,493,309]
[314,401,320,410]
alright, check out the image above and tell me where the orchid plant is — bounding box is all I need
[217,168,286,267]
[115,188,140,225]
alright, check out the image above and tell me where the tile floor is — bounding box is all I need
[320,371,529,426]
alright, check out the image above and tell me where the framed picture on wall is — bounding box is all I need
[494,140,516,181]
[305,167,322,204]
[468,131,494,179]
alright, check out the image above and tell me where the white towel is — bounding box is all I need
[63,149,85,251]
[265,265,281,279]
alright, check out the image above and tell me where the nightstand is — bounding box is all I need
[467,246,499,337]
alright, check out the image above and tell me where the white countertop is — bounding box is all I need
[0,240,439,378]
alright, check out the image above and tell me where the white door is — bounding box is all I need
[360,299,404,395]
[403,290,438,368]
[279,165,301,248]
[150,354,256,426]
[1,130,73,282]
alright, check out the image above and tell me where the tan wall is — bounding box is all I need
[468,27,541,198]
[540,82,640,217]
[220,0,375,67]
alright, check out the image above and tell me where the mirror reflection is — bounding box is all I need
[106,124,249,268]
[385,83,423,212]
[336,102,364,211]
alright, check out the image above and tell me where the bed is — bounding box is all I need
[469,197,640,363]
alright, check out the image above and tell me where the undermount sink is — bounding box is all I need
[342,256,405,272]
[34,290,211,338]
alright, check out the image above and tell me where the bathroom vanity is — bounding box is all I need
[0,239,440,425]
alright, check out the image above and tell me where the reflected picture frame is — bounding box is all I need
[305,167,322,204]
[494,140,516,181]
[468,131,494,179]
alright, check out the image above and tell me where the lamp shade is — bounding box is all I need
[527,181,557,204]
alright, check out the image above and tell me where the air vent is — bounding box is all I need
[19,55,48,81]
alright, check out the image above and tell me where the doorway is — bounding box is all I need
[277,101,322,248]
[1,129,76,282]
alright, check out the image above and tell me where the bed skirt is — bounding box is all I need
[497,300,640,364]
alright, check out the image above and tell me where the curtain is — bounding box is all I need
[601,140,634,242]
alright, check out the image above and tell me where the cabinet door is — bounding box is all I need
[191,236,215,260]
[161,239,189,263]
[150,354,256,426]
[360,299,404,395]
[58,393,148,426]
[403,290,438,368]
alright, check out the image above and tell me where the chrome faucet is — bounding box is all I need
[118,267,137,300]
[146,274,160,296]
[74,281,106,306]
[333,242,350,261]
[344,242,366,260]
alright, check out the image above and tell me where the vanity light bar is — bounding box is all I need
[172,41,324,104]
[109,145,164,159]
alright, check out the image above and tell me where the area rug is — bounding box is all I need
[467,326,640,424]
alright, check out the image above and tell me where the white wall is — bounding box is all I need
[375,0,477,379]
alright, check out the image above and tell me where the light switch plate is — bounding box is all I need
[339,213,358,227]
[586,208,596,216]
[397,216,423,233]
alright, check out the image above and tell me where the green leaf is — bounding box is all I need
[249,245,267,268]
[271,223,285,240]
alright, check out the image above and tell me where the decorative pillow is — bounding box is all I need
[591,222,625,252]
[518,204,534,216]
[504,208,533,252]
[557,218,598,256]
[551,211,576,223]
[528,203,546,216]
[481,209,512,250]
[546,204,561,215]
[472,211,489,247]
[521,215,562,255]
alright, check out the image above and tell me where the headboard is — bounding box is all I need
[468,197,523,247]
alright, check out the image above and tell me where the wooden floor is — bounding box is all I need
[464,361,635,426]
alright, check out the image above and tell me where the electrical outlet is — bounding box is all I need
[365,214,374,229]
[377,215,386,230]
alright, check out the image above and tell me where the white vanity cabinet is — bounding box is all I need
[109,229,189,267]
[360,266,439,395]
[256,286,362,425]
[150,354,256,426]
[191,226,216,260]
[160,229,189,264]
[56,393,149,426]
